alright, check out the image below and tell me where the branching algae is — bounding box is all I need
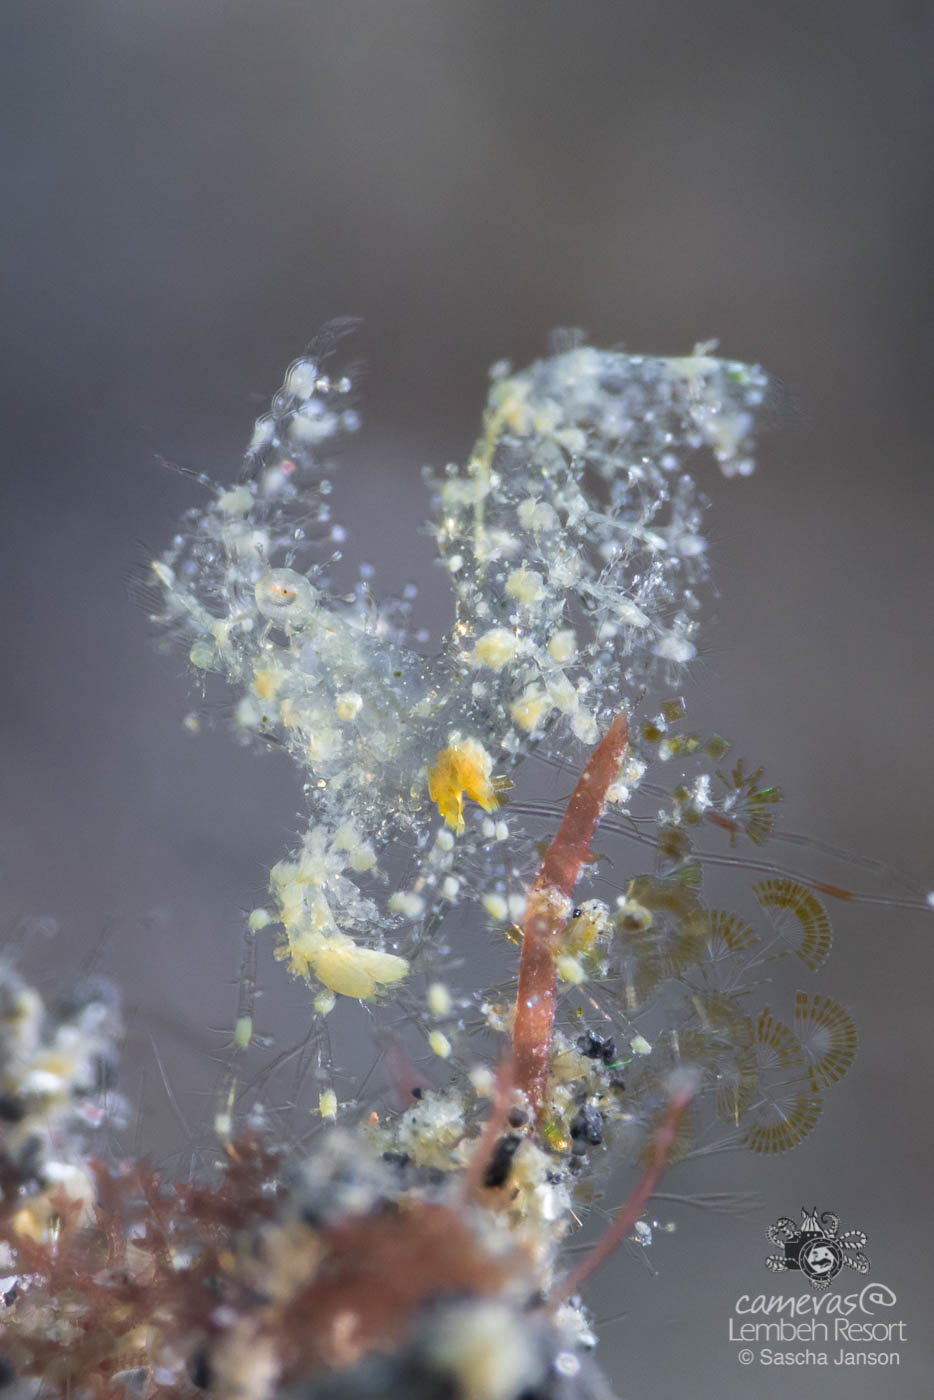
[2,330,921,1397]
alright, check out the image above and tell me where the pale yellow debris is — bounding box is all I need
[468,1065,495,1097]
[472,627,519,670]
[427,982,452,1018]
[510,687,551,732]
[556,955,586,985]
[547,628,577,664]
[252,665,284,701]
[429,1029,452,1059]
[482,892,509,922]
[335,691,363,720]
[504,566,545,606]
[313,988,337,1016]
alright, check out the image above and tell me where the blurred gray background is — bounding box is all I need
[1,3,932,1396]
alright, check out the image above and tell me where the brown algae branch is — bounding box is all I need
[511,711,628,1115]
[549,1072,697,1307]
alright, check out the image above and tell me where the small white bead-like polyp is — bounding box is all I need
[482,893,509,921]
[427,982,452,1018]
[388,890,426,919]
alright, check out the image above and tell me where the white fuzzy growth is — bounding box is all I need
[507,893,528,923]
[388,890,426,919]
[510,686,551,733]
[555,955,586,985]
[468,1065,495,1097]
[547,628,577,663]
[422,1303,541,1400]
[570,708,598,744]
[334,690,363,720]
[395,1091,466,1167]
[654,631,696,664]
[504,566,546,606]
[482,892,509,921]
[428,1030,452,1059]
[317,1088,338,1120]
[217,485,254,516]
[313,988,337,1016]
[427,982,452,1018]
[472,627,520,669]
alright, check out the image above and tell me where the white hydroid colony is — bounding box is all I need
[153,334,767,1002]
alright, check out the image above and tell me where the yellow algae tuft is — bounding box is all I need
[428,739,499,834]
